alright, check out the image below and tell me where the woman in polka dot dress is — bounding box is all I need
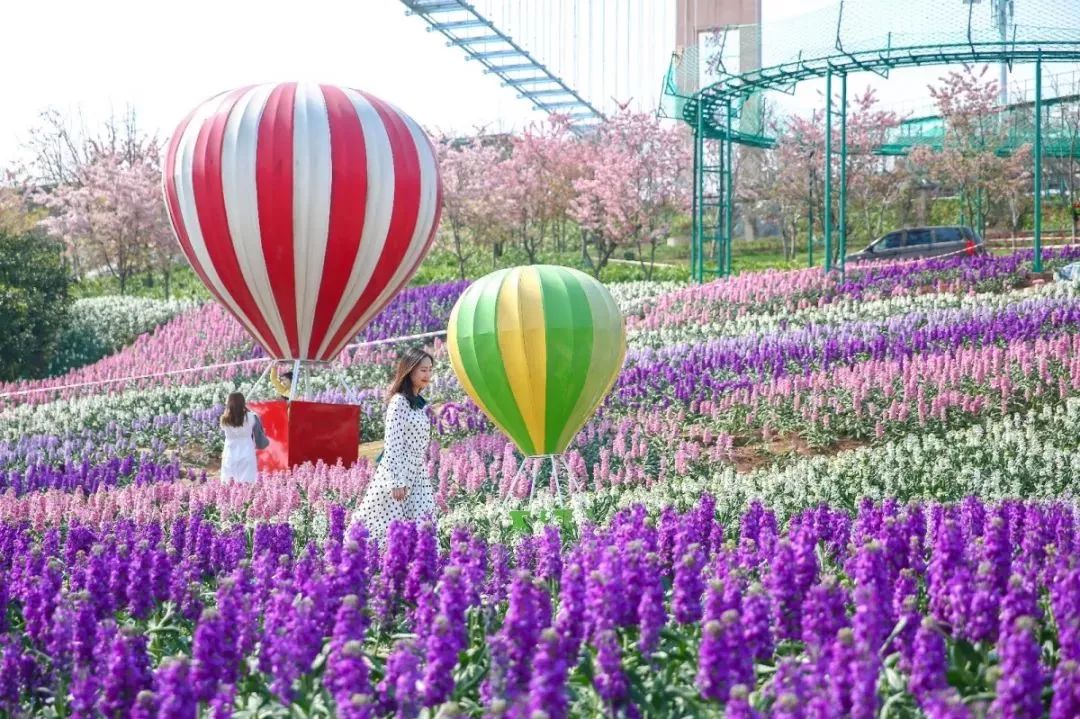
[352,347,438,544]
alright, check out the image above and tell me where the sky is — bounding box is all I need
[1,0,1075,169]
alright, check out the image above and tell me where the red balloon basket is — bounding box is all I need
[249,400,360,472]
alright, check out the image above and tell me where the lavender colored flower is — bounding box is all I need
[378,641,421,719]
[672,543,706,624]
[376,522,417,626]
[555,553,587,658]
[658,506,679,576]
[68,667,99,719]
[405,523,438,604]
[852,541,890,653]
[696,609,752,702]
[990,616,1045,719]
[1050,659,1080,719]
[594,628,628,707]
[537,525,564,583]
[1000,573,1042,638]
[802,574,848,663]
[636,554,666,656]
[191,608,227,703]
[768,540,802,641]
[501,571,544,698]
[130,690,157,719]
[336,524,371,608]
[910,616,948,702]
[481,634,512,714]
[423,613,462,706]
[0,639,23,710]
[827,628,858,716]
[326,504,347,564]
[126,540,154,620]
[329,640,374,719]
[768,660,807,719]
[527,627,569,719]
[210,685,237,719]
[724,684,762,719]
[742,582,774,662]
[100,631,152,719]
[486,544,512,605]
[157,656,197,719]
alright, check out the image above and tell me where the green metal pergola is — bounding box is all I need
[668,0,1080,282]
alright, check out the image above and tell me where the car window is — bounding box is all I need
[880,232,904,249]
[933,228,961,243]
[907,229,933,246]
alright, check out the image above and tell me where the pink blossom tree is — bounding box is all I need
[434,131,518,276]
[36,147,175,295]
[501,115,583,262]
[907,64,1030,239]
[748,111,825,261]
[570,109,692,279]
[838,88,907,249]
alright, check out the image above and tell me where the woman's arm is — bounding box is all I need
[383,395,411,489]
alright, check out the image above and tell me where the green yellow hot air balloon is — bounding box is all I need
[447,265,627,457]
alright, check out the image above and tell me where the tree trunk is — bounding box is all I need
[580,229,593,270]
[452,228,468,281]
[163,265,172,299]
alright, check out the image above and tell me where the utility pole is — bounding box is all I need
[993,0,1015,106]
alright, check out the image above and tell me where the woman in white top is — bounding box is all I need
[352,347,437,544]
[220,391,258,484]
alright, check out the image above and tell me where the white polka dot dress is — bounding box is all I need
[352,393,437,544]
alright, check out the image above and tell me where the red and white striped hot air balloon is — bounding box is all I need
[162,82,442,362]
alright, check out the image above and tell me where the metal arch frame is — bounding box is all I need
[683,39,1080,281]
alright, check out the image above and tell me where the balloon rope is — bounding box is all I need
[0,329,448,400]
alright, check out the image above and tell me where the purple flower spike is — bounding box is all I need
[911,617,948,702]
[724,684,762,719]
[527,628,570,719]
[1050,659,1080,719]
[672,543,706,624]
[422,614,460,707]
[594,628,628,707]
[330,641,374,719]
[697,609,752,702]
[156,656,197,719]
[100,631,152,719]
[0,640,24,711]
[637,554,666,657]
[130,690,157,719]
[990,616,1045,719]
[378,641,421,719]
[191,608,227,703]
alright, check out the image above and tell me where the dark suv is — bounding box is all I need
[845,226,986,263]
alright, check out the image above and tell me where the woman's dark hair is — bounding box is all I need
[221,392,247,428]
[387,346,434,404]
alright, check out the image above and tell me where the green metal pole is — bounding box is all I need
[808,146,814,268]
[839,73,848,280]
[1034,52,1044,273]
[824,70,833,272]
[725,101,734,277]
[694,105,704,282]
[714,139,722,277]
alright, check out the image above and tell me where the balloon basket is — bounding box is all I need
[505,454,578,534]
[249,400,360,472]
[508,508,575,536]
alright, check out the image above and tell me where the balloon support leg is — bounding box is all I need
[245,361,273,398]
